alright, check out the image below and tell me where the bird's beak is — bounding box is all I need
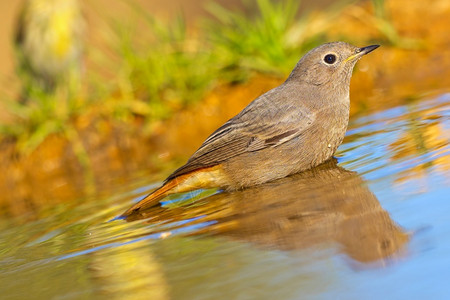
[359,45,380,55]
[344,44,380,63]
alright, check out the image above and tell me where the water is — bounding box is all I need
[0,93,449,299]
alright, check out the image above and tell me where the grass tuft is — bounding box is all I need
[206,0,329,80]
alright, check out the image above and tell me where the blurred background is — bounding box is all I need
[0,0,449,299]
[0,0,447,217]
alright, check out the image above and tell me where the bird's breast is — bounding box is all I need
[309,104,349,165]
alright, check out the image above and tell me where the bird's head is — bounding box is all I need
[288,42,379,88]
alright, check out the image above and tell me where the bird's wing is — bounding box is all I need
[166,86,316,180]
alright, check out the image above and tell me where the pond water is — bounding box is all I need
[0,93,449,299]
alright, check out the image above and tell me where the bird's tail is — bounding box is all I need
[119,177,182,218]
[119,165,227,219]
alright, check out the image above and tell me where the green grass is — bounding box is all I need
[206,0,326,79]
[113,13,218,117]
[0,87,96,194]
[1,0,354,155]
[107,0,329,121]
[1,89,78,152]
[76,0,331,135]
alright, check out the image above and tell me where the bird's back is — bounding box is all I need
[168,80,350,188]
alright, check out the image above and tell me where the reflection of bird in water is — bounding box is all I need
[14,0,85,97]
[131,159,409,264]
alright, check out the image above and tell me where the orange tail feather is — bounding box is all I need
[120,178,181,218]
[120,165,228,218]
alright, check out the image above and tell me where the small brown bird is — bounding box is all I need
[121,42,379,218]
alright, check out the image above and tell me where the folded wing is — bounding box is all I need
[167,86,316,180]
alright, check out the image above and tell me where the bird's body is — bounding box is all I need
[121,42,379,218]
[15,0,85,94]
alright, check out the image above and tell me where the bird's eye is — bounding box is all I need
[324,54,336,64]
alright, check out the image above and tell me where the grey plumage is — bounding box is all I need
[168,42,378,187]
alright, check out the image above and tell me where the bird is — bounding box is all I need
[14,0,85,96]
[120,41,379,218]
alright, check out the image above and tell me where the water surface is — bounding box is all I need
[0,93,449,299]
